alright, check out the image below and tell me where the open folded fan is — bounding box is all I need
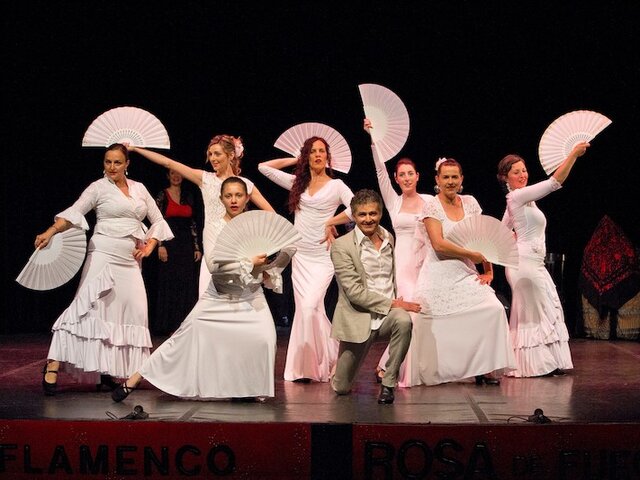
[446,215,519,269]
[358,83,410,162]
[538,110,611,174]
[212,210,301,264]
[16,227,87,290]
[274,122,352,174]
[82,106,171,148]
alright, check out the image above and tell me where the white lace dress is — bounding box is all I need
[408,195,516,386]
[258,164,353,382]
[197,172,254,296]
[369,145,432,387]
[47,177,174,380]
[502,177,573,377]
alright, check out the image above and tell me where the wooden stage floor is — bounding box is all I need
[1,330,639,425]
[1,330,639,479]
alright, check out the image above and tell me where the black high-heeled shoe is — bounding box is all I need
[42,363,58,396]
[111,382,135,402]
[96,374,119,392]
[374,368,385,384]
[475,375,500,386]
[292,378,312,383]
[231,397,258,403]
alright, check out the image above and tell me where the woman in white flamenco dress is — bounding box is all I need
[258,136,354,382]
[112,177,293,401]
[409,158,515,387]
[36,144,174,395]
[128,135,274,296]
[363,118,432,386]
[496,142,589,377]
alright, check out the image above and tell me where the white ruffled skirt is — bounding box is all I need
[505,256,573,377]
[47,234,152,381]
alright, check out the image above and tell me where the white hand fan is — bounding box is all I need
[274,122,352,174]
[446,215,519,269]
[16,227,87,290]
[538,110,611,174]
[82,106,171,148]
[358,83,410,162]
[212,211,302,264]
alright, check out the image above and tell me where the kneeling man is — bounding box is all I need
[330,189,420,404]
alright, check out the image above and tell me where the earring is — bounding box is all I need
[506,183,512,192]
[125,170,129,176]
[434,185,440,194]
[102,170,106,175]
[458,185,464,193]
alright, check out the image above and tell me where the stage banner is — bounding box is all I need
[0,420,311,479]
[353,423,640,479]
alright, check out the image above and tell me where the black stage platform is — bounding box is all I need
[1,331,639,479]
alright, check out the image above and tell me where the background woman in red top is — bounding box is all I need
[154,169,203,335]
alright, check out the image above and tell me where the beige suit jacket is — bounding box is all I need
[330,228,397,344]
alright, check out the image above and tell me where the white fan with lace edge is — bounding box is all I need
[274,122,352,174]
[538,110,611,175]
[212,211,302,264]
[358,83,410,162]
[446,215,519,269]
[82,106,171,148]
[16,227,87,290]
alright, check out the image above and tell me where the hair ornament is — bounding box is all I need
[234,138,244,158]
[435,157,447,171]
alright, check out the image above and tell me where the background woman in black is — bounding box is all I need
[154,169,202,335]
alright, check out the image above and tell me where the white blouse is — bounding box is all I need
[56,176,174,243]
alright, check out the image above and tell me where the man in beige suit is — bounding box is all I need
[330,189,420,404]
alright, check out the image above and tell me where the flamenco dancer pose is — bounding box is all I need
[409,158,516,386]
[258,136,354,382]
[38,144,173,395]
[496,142,589,377]
[112,177,292,402]
[128,134,273,296]
[364,118,432,386]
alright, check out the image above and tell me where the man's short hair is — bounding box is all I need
[350,189,383,213]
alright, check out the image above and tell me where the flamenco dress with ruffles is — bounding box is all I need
[502,177,573,377]
[47,176,173,382]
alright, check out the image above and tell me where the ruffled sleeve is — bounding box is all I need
[420,196,443,222]
[260,246,296,293]
[209,259,259,296]
[462,195,482,217]
[55,182,97,230]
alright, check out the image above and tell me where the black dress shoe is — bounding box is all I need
[378,385,395,404]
